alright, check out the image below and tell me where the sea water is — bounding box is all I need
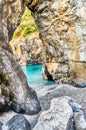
[22,64,55,89]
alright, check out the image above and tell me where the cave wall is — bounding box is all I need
[27,0,86,86]
[0,0,25,46]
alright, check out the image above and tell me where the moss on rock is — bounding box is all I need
[0,55,2,62]
[0,84,7,96]
[0,72,11,86]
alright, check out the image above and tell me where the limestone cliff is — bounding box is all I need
[26,0,86,86]
[10,36,42,65]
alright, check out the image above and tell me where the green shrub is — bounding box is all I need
[0,72,11,86]
[0,83,7,95]
[13,8,38,38]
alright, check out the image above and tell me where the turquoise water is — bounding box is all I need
[22,64,55,89]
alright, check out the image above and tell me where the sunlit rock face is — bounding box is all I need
[10,36,42,65]
[28,0,86,86]
[0,0,41,114]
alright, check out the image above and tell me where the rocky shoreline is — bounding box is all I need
[0,84,86,130]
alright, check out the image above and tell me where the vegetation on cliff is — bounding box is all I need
[11,8,41,65]
[13,8,38,39]
[0,55,2,62]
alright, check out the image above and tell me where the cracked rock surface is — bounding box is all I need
[33,96,86,130]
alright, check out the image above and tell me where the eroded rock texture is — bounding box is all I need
[0,0,41,114]
[0,0,25,47]
[10,36,42,65]
[27,0,86,86]
[33,97,86,130]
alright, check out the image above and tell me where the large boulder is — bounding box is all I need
[0,48,41,114]
[6,114,31,130]
[37,84,86,112]
[0,110,40,130]
[33,97,86,130]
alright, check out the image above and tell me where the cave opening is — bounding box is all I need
[10,7,43,66]
[9,7,55,88]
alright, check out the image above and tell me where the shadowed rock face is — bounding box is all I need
[0,122,3,130]
[26,0,86,86]
[0,0,41,114]
[6,114,31,130]
[0,0,25,47]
